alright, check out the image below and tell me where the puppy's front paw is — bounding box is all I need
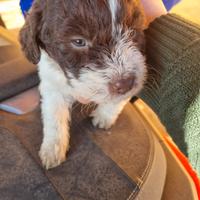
[91,108,118,130]
[39,141,68,169]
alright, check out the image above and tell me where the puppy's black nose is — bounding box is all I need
[109,76,135,95]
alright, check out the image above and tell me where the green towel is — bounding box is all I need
[141,14,200,176]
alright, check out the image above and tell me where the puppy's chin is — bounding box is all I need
[76,96,91,105]
[76,92,132,106]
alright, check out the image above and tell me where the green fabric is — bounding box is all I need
[141,14,200,176]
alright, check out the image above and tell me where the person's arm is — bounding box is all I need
[141,0,167,27]
[140,14,200,176]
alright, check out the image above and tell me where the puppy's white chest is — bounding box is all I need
[38,51,71,93]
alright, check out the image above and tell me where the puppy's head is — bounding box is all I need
[20,0,147,104]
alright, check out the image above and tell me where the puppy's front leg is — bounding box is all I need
[91,99,129,130]
[39,88,71,169]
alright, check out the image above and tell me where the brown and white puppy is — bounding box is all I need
[20,0,147,169]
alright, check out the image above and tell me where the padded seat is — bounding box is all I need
[0,103,166,200]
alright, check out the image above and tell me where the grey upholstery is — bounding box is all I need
[0,128,61,200]
[0,104,166,200]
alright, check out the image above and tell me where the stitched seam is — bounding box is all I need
[126,120,155,200]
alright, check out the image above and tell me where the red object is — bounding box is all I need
[163,134,200,199]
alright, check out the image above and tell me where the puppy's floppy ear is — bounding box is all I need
[19,2,43,64]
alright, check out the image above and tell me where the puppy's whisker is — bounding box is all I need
[146,76,160,90]
[72,102,81,112]
[147,65,162,76]
[79,103,96,115]
[80,104,87,115]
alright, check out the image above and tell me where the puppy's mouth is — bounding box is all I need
[76,83,138,105]
[76,96,91,104]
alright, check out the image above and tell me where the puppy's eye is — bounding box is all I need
[71,39,86,47]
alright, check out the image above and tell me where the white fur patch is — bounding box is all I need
[91,99,129,129]
[108,0,119,32]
